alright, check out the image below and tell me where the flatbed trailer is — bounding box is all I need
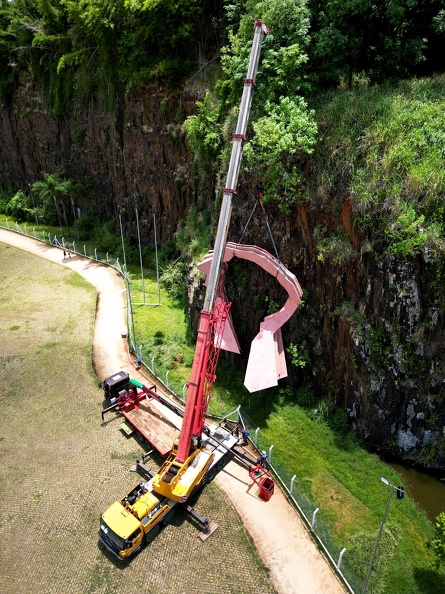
[102,375,183,457]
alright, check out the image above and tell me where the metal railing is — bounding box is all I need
[1,219,125,277]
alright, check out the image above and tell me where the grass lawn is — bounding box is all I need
[0,242,273,594]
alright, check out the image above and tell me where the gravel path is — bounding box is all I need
[0,228,345,594]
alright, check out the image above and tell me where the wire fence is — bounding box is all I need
[1,219,125,276]
[237,408,362,594]
[2,218,364,593]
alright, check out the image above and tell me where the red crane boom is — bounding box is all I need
[175,20,268,463]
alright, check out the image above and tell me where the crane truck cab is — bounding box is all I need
[99,479,174,559]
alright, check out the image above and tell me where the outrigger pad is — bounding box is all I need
[199,521,218,541]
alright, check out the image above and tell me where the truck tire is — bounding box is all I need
[205,467,216,483]
[217,456,228,471]
[162,508,176,526]
[145,525,160,544]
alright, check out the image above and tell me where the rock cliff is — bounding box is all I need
[0,76,198,243]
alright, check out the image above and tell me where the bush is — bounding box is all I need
[5,190,32,221]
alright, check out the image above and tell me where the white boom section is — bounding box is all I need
[202,19,268,314]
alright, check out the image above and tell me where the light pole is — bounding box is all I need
[362,477,404,593]
[28,183,40,231]
[135,206,146,304]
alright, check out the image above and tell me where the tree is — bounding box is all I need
[33,172,69,235]
[243,96,317,214]
[428,511,445,570]
[307,0,445,88]
[5,190,32,221]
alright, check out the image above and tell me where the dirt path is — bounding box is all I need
[0,228,345,594]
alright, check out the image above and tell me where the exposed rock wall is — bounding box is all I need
[0,76,198,243]
[226,196,445,468]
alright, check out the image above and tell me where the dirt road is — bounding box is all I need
[0,227,345,594]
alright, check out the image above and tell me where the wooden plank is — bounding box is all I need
[123,399,180,457]
[120,422,135,436]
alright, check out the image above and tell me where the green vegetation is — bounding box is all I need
[1,0,443,111]
[311,77,445,261]
[308,0,444,88]
[429,512,445,570]
[0,0,226,112]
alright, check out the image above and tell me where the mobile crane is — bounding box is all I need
[99,19,279,559]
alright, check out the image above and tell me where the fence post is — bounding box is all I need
[94,248,97,260]
[268,444,274,465]
[337,548,347,571]
[48,233,51,244]
[254,427,260,446]
[166,370,169,388]
[151,356,155,374]
[62,237,65,248]
[182,384,187,400]
[33,228,36,238]
[24,224,27,234]
[290,475,296,495]
[311,508,319,530]
[84,245,87,257]
[6,218,9,228]
[73,241,76,254]
[106,252,109,264]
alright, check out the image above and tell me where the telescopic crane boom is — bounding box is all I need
[98,22,278,560]
[176,19,268,464]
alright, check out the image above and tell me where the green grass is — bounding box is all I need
[311,76,445,259]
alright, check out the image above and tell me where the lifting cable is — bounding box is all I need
[237,181,281,265]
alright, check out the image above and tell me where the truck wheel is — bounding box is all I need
[145,525,160,544]
[162,508,176,526]
[205,467,216,483]
[217,457,227,471]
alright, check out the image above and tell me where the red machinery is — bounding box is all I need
[99,21,278,561]
[249,465,275,502]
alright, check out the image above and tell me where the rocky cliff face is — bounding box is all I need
[225,197,445,469]
[0,75,199,243]
[1,79,444,468]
